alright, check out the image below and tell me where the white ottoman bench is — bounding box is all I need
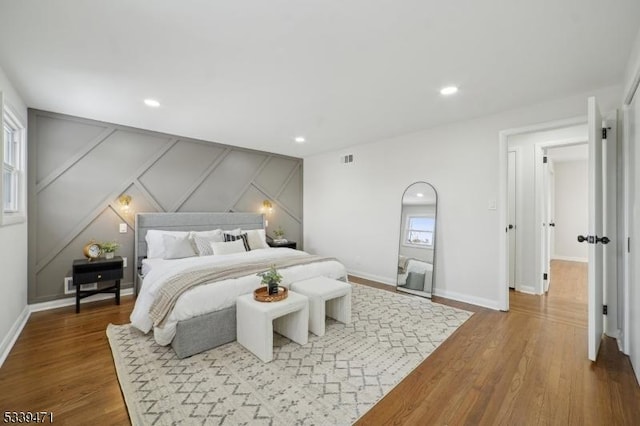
[290,277,351,337]
[236,291,309,363]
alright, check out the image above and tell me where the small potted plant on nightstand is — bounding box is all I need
[258,265,283,295]
[100,241,120,259]
[273,227,286,243]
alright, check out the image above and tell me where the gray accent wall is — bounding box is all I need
[28,109,303,303]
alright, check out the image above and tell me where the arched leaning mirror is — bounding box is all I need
[396,182,437,298]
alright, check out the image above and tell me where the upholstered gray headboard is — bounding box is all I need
[134,212,265,293]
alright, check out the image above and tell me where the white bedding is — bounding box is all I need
[131,248,347,346]
[397,258,433,285]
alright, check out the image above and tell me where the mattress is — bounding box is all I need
[397,258,433,286]
[130,247,347,345]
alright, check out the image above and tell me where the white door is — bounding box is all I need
[547,162,556,292]
[542,153,551,292]
[508,151,517,289]
[586,96,605,362]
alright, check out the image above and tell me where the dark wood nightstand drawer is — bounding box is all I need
[74,268,123,285]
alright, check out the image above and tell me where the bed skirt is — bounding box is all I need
[171,306,236,358]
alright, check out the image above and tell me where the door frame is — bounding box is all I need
[535,137,587,295]
[498,116,586,311]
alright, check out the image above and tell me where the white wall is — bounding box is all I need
[0,66,29,365]
[304,85,621,310]
[623,28,640,104]
[553,160,588,262]
[507,125,587,291]
[627,84,640,384]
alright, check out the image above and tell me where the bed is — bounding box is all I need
[131,212,348,358]
[397,257,433,292]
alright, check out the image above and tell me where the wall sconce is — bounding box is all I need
[118,194,132,213]
[261,200,273,214]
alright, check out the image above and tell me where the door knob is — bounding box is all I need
[549,222,555,227]
[508,224,514,229]
[577,235,609,244]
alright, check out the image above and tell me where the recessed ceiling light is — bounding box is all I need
[440,86,459,96]
[294,136,306,143]
[144,99,161,108]
[416,193,424,197]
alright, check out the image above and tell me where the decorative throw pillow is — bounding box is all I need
[190,229,224,256]
[405,271,426,291]
[223,232,250,251]
[162,234,197,259]
[210,239,247,255]
[244,229,269,250]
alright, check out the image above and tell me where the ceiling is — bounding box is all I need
[0,1,639,158]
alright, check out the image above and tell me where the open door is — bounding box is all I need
[582,97,606,361]
[507,150,517,289]
[541,152,554,293]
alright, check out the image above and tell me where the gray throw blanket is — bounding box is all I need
[149,255,337,327]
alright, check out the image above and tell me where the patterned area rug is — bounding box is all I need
[107,283,472,425]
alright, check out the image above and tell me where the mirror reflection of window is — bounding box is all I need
[405,215,435,247]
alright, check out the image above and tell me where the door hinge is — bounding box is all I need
[543,273,548,281]
[543,156,548,164]
[629,237,631,253]
[603,305,608,315]
[602,128,607,139]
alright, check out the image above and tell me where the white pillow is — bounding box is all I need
[190,229,224,241]
[145,230,190,259]
[244,229,269,250]
[163,235,197,259]
[223,228,242,236]
[189,229,224,256]
[210,239,247,255]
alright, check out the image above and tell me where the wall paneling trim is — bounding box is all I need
[28,110,303,303]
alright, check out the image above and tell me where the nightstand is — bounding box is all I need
[72,256,124,313]
[267,240,297,250]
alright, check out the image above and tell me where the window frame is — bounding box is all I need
[402,214,435,249]
[0,92,26,226]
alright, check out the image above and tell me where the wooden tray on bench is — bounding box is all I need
[254,286,288,302]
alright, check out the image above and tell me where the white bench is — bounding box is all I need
[290,277,351,337]
[236,291,309,362]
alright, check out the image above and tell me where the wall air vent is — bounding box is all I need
[341,154,354,165]
[63,277,97,295]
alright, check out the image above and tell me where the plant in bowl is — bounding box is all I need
[273,227,286,242]
[257,264,282,295]
[100,241,120,259]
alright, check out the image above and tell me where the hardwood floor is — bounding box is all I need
[1,266,638,425]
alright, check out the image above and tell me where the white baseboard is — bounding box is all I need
[0,305,30,368]
[551,255,588,263]
[348,270,501,311]
[432,288,501,311]
[347,269,396,287]
[29,288,134,313]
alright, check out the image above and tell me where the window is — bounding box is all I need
[404,215,435,248]
[1,92,26,225]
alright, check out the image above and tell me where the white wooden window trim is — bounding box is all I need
[1,92,26,226]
